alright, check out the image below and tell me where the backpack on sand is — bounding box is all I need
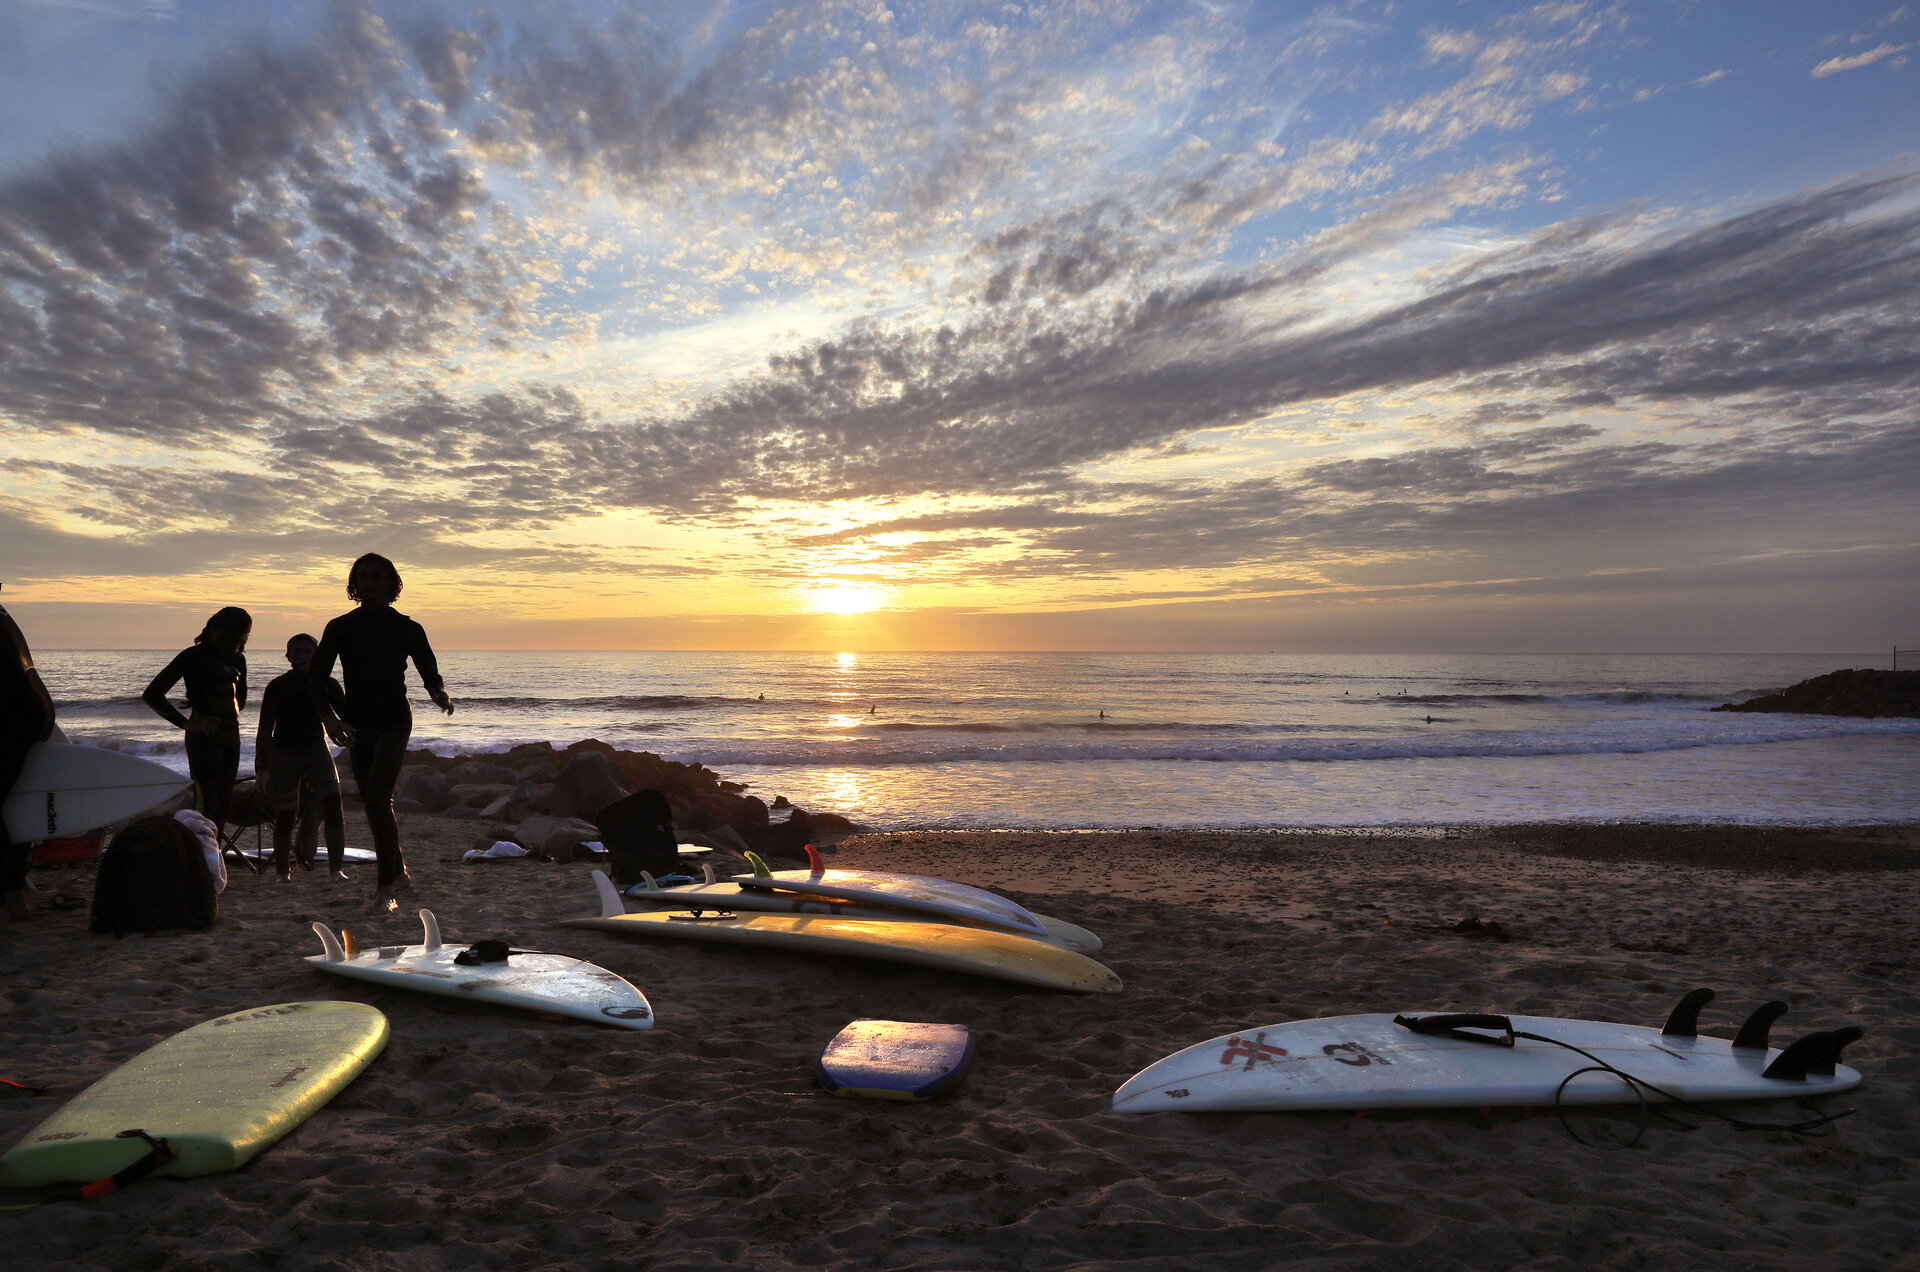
[90,815,219,935]
[595,789,679,886]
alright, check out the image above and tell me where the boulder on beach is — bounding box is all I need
[540,818,603,860]
[447,759,520,786]
[448,782,515,809]
[394,768,451,811]
[549,750,631,821]
[1713,668,1920,718]
[396,741,865,851]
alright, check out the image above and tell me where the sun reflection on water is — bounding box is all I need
[813,769,870,810]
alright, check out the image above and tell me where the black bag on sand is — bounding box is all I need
[595,789,679,886]
[90,815,219,935]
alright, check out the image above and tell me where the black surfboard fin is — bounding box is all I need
[1731,1001,1789,1051]
[1762,1027,1864,1080]
[1660,987,1716,1038]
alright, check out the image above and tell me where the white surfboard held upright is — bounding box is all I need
[3,742,190,842]
[1113,991,1864,1113]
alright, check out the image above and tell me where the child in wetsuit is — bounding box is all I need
[311,554,453,912]
[143,607,251,835]
[256,633,349,882]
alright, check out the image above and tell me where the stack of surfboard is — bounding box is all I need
[564,860,1120,993]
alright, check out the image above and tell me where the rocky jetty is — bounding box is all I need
[386,738,864,865]
[1712,668,1920,718]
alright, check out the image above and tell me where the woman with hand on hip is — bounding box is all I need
[310,554,453,913]
[142,606,252,835]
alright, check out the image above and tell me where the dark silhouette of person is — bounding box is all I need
[257,633,349,882]
[1,592,58,922]
[310,554,452,913]
[143,606,251,835]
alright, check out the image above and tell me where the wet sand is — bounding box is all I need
[3,819,1917,1270]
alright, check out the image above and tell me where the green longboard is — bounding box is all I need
[0,1001,388,1187]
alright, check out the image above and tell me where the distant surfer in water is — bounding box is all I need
[1,589,58,922]
[311,553,453,913]
[143,606,252,836]
[257,633,348,883]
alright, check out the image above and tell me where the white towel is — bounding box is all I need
[172,808,227,894]
[461,840,528,862]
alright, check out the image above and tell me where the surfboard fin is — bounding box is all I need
[312,922,346,962]
[420,910,442,951]
[1762,1027,1863,1081]
[1660,987,1715,1038]
[804,843,825,874]
[702,863,720,884]
[745,850,773,878]
[341,928,360,957]
[592,869,626,918]
[1731,1001,1789,1051]
[638,871,658,891]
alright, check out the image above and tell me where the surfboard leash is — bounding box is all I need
[1392,1014,1858,1147]
[0,1129,176,1212]
[1523,1034,1858,1147]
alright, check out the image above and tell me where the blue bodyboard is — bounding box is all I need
[814,1020,973,1102]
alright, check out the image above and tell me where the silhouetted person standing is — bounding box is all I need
[1,590,57,922]
[311,554,453,913]
[257,633,349,882]
[143,607,251,835]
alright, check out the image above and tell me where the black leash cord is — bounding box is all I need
[2,1129,177,1212]
[1511,1030,1856,1147]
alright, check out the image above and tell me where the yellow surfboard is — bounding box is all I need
[0,1001,389,1188]
[561,909,1122,994]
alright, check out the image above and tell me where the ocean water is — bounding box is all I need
[35,650,1920,829]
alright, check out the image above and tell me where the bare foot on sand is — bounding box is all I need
[368,870,413,914]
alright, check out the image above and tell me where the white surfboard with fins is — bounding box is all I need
[308,909,654,1029]
[1113,991,1863,1113]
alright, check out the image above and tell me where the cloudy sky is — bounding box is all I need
[2,0,1916,652]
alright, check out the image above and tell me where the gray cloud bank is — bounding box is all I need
[1,2,1916,618]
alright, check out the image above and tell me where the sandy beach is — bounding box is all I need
[4,818,1916,1270]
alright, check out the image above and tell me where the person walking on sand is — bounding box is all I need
[257,633,349,883]
[310,554,453,913]
[1,590,58,923]
[143,606,252,835]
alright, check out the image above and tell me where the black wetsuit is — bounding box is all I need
[143,644,248,833]
[258,671,347,871]
[1,606,58,893]
[310,607,444,887]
